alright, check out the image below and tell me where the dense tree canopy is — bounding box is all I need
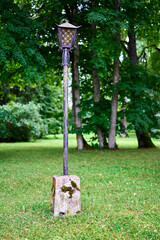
[0,0,160,146]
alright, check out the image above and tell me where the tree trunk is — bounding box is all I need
[92,66,106,148]
[121,116,127,137]
[136,131,155,148]
[120,97,127,137]
[128,25,139,65]
[108,0,120,149]
[108,60,119,149]
[91,0,106,149]
[128,24,156,148]
[72,3,83,150]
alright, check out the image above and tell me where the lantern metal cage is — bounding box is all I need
[57,21,79,50]
[57,21,80,66]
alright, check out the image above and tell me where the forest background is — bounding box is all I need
[0,0,160,149]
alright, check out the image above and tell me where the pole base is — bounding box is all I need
[51,175,81,216]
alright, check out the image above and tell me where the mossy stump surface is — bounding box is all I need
[51,175,81,216]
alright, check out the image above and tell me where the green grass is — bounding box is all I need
[0,134,160,239]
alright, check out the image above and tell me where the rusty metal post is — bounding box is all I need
[63,49,69,175]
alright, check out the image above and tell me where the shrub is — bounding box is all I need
[0,102,48,142]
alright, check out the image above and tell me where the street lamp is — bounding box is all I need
[51,21,81,216]
[57,21,80,175]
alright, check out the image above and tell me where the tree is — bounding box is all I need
[70,1,84,150]
[0,0,46,103]
[108,0,120,149]
[1,0,159,147]
[119,0,160,147]
[90,0,107,149]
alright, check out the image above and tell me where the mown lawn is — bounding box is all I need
[0,134,160,240]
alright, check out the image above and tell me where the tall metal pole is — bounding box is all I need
[63,49,69,175]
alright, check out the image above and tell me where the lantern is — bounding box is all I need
[57,21,80,66]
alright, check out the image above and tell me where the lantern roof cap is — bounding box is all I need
[57,21,80,29]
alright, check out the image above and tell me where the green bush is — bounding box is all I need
[0,102,48,142]
[11,84,63,135]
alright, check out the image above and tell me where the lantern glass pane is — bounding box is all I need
[60,28,75,46]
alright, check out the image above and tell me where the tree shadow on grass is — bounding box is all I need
[0,146,63,163]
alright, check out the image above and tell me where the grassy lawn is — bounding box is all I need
[0,134,160,239]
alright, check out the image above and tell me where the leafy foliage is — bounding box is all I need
[0,102,48,142]
[0,0,46,90]
[80,97,110,135]
[119,62,160,135]
[11,83,63,135]
[0,0,160,145]
[36,84,63,134]
[78,96,118,147]
[148,50,160,75]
